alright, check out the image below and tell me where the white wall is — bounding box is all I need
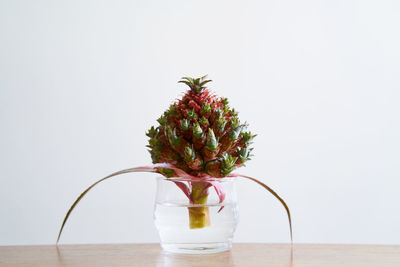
[1,0,399,245]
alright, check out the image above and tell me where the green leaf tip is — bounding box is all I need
[179,75,212,94]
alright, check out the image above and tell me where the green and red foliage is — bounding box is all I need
[146,75,256,178]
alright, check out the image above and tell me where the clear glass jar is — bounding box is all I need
[154,176,239,254]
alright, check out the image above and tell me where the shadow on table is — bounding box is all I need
[155,246,293,267]
[156,250,235,267]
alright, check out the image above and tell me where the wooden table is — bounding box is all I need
[1,243,399,267]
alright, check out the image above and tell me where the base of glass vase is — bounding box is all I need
[161,241,232,254]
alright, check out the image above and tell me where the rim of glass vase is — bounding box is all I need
[157,176,236,182]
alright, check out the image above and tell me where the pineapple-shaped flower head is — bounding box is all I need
[146,75,256,178]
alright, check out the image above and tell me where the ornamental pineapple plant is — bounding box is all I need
[57,75,291,245]
[146,75,255,229]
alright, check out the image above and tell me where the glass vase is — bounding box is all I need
[154,176,239,254]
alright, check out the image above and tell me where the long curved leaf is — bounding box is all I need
[56,167,156,243]
[230,173,293,242]
[57,163,292,244]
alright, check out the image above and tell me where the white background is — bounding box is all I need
[1,0,399,245]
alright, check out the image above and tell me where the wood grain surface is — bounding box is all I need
[1,243,399,267]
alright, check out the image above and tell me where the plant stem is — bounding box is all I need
[188,182,210,229]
